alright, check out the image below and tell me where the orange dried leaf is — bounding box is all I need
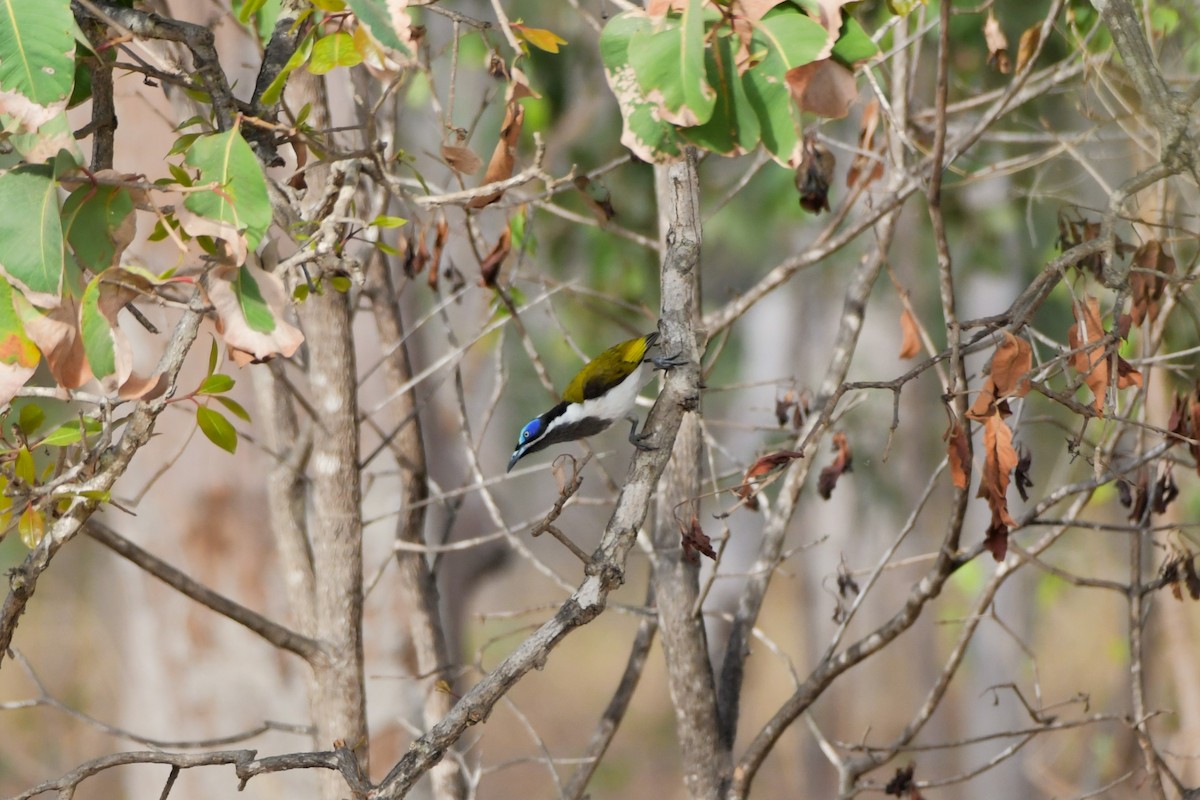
[1015,23,1041,72]
[1068,295,1109,413]
[468,102,525,209]
[898,307,921,359]
[946,421,971,490]
[967,332,1031,420]
[978,414,1019,560]
[847,99,884,189]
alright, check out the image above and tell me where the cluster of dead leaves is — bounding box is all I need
[1168,386,1200,476]
[983,10,1041,74]
[884,763,924,800]
[1067,295,1141,413]
[1129,240,1176,326]
[1118,467,1178,522]
[1160,545,1200,602]
[775,388,812,430]
[795,134,835,214]
[817,431,852,499]
[963,332,1033,561]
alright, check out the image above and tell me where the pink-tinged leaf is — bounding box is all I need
[205,262,304,366]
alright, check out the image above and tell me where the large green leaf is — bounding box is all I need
[0,165,63,304]
[308,31,362,74]
[196,405,238,453]
[832,17,879,66]
[600,10,682,163]
[344,0,412,56]
[742,7,827,165]
[683,30,759,155]
[79,272,116,379]
[184,129,271,253]
[628,0,715,127]
[61,184,134,271]
[0,0,75,127]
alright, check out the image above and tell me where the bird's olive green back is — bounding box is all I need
[562,334,652,403]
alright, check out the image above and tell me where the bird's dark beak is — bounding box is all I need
[507,449,522,473]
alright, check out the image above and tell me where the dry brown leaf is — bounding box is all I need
[984,10,1010,73]
[795,134,835,213]
[786,60,857,119]
[979,413,1019,561]
[479,227,511,288]
[507,66,542,102]
[1015,23,1041,72]
[468,102,524,209]
[441,143,482,176]
[946,421,971,490]
[735,449,804,510]
[1067,295,1109,413]
[430,213,449,287]
[847,99,885,189]
[967,332,1031,419]
[1129,240,1175,326]
[817,432,852,499]
[680,515,716,562]
[898,307,921,359]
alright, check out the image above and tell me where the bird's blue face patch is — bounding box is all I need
[518,418,543,445]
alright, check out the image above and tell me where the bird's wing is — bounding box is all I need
[562,334,653,403]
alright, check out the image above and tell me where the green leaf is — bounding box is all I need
[78,489,111,502]
[39,417,102,447]
[600,11,683,163]
[237,0,269,23]
[683,29,760,155]
[207,336,219,376]
[197,373,235,394]
[184,129,272,252]
[310,0,346,10]
[233,265,277,333]
[628,0,715,127]
[79,272,117,379]
[329,275,352,293]
[344,0,412,56]
[197,405,238,453]
[214,394,252,422]
[60,184,135,271]
[260,31,313,106]
[14,446,34,485]
[309,31,363,74]
[0,166,64,303]
[18,504,45,548]
[17,404,44,436]
[167,161,193,186]
[167,132,203,156]
[0,0,75,118]
[831,17,879,66]
[742,7,827,165]
[371,214,408,228]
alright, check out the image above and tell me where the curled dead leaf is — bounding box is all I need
[1015,23,1041,72]
[984,10,1010,73]
[795,134,835,213]
[468,102,525,209]
[1067,295,1110,413]
[479,228,511,288]
[1129,240,1175,326]
[946,421,971,490]
[898,307,921,359]
[680,515,716,562]
[817,432,852,499]
[735,449,804,510]
[967,331,1032,419]
[847,99,885,189]
[978,414,1019,561]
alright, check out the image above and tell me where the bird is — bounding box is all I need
[507,331,686,472]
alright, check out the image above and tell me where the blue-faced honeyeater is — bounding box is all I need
[507,331,686,472]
